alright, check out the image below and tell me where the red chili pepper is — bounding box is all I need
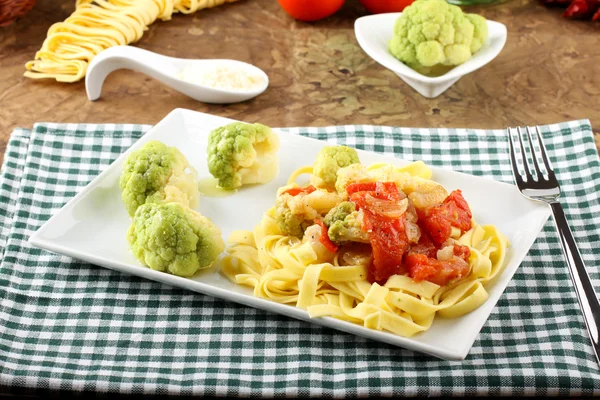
[313,219,339,253]
[564,0,590,17]
[539,0,600,20]
[281,185,317,197]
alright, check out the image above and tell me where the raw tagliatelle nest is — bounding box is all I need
[24,0,240,83]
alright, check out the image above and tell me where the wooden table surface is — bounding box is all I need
[1,0,599,166]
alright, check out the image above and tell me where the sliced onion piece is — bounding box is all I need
[436,245,455,261]
[364,195,408,219]
[406,220,421,244]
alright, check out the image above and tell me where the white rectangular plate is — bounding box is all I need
[29,109,550,360]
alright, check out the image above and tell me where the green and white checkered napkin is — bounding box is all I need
[1,120,599,397]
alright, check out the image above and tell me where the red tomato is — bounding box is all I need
[408,231,437,259]
[368,215,408,284]
[350,182,408,284]
[453,244,471,261]
[417,190,473,246]
[417,208,452,246]
[278,0,345,22]
[445,190,473,230]
[405,253,470,286]
[314,219,339,253]
[346,182,399,204]
[359,0,414,14]
[281,185,316,197]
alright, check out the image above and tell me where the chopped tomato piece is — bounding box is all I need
[408,231,437,258]
[282,185,316,197]
[453,244,471,261]
[405,253,470,286]
[417,189,473,246]
[313,219,338,253]
[368,214,408,284]
[348,181,408,284]
[346,181,398,198]
[445,190,472,230]
[416,208,451,246]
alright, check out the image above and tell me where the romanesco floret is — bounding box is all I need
[323,201,356,226]
[311,145,360,189]
[466,13,488,54]
[273,194,311,238]
[119,140,199,217]
[324,201,369,244]
[207,122,280,190]
[388,0,489,75]
[273,189,342,238]
[127,202,225,277]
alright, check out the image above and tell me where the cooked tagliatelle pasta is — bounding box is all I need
[24,0,240,82]
[220,148,509,338]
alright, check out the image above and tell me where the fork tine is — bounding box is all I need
[526,126,543,177]
[517,127,534,181]
[508,128,523,183]
[535,126,556,181]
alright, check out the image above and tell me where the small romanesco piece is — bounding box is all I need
[310,145,360,189]
[207,122,280,190]
[273,189,342,238]
[324,201,369,244]
[323,201,357,226]
[388,0,488,75]
[119,140,199,217]
[127,203,225,277]
[273,194,312,238]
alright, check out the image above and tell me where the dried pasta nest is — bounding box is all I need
[0,0,36,27]
[24,0,241,82]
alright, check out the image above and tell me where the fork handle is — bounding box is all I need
[550,201,600,363]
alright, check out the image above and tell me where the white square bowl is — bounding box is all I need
[355,13,508,98]
[29,109,549,360]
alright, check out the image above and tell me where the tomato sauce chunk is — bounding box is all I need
[368,215,408,284]
[407,231,437,259]
[453,244,471,261]
[417,189,473,246]
[313,219,339,253]
[282,185,317,197]
[405,253,470,286]
[349,182,408,285]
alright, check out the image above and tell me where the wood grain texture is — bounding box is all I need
[0,0,598,166]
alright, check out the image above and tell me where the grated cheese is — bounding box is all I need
[177,64,265,91]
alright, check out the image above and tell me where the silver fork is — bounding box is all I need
[508,126,600,365]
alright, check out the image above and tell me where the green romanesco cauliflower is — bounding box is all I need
[323,201,357,226]
[273,188,342,238]
[273,195,312,238]
[389,0,488,75]
[120,140,199,217]
[127,202,225,277]
[310,145,360,189]
[324,201,369,244]
[207,122,280,190]
[465,13,488,54]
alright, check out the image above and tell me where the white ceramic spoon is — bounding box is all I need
[85,46,269,104]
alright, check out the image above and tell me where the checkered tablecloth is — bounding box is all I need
[1,120,599,397]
